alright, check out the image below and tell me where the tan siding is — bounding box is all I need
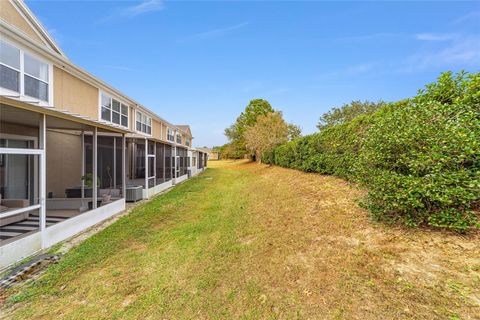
[152,119,161,140]
[162,125,168,142]
[130,108,135,130]
[0,121,38,137]
[53,67,99,120]
[0,1,45,45]
[46,130,82,198]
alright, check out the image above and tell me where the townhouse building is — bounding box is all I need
[0,0,207,269]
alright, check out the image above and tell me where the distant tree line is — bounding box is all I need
[220,99,301,162]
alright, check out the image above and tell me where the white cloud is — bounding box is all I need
[335,33,403,42]
[181,22,250,41]
[97,0,163,24]
[399,36,480,72]
[452,11,480,25]
[122,0,163,17]
[415,33,458,41]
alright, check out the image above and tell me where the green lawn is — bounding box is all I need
[3,160,479,319]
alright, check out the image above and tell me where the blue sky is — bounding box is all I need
[28,0,480,147]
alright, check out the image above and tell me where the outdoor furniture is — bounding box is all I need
[65,187,93,198]
[99,189,121,198]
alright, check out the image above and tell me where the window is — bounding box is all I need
[186,139,190,147]
[0,40,20,93]
[136,111,152,135]
[24,53,48,101]
[167,128,174,142]
[176,133,182,144]
[0,39,51,103]
[100,92,128,127]
[192,157,197,167]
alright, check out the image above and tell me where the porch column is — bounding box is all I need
[39,114,47,248]
[93,127,98,209]
[153,142,156,186]
[113,136,116,189]
[122,134,126,198]
[173,130,177,180]
[81,130,85,199]
[144,137,148,198]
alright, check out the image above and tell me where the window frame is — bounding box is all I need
[167,128,175,142]
[135,110,152,136]
[176,133,182,144]
[0,38,53,106]
[99,91,129,128]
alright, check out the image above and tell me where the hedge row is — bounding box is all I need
[263,72,480,231]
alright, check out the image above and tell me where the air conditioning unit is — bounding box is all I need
[126,186,143,202]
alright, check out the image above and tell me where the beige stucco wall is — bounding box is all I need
[0,1,45,45]
[46,130,82,198]
[53,67,99,120]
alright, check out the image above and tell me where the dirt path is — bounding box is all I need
[3,160,479,319]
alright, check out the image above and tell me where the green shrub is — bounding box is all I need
[265,72,480,231]
[358,72,479,230]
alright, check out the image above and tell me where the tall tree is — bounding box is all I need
[317,100,385,130]
[244,112,289,162]
[287,124,302,140]
[224,99,275,156]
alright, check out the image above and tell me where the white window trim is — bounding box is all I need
[98,91,129,129]
[0,38,53,107]
[167,127,175,142]
[176,133,182,144]
[134,110,152,136]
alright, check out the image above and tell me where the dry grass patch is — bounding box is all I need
[239,162,480,319]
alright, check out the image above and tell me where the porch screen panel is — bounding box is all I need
[164,144,172,181]
[135,139,146,183]
[148,156,155,188]
[178,147,187,176]
[198,153,203,169]
[84,135,94,198]
[97,136,114,190]
[0,152,39,205]
[115,137,123,195]
[0,126,42,245]
[155,142,165,184]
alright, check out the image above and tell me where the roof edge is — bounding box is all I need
[12,0,67,57]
